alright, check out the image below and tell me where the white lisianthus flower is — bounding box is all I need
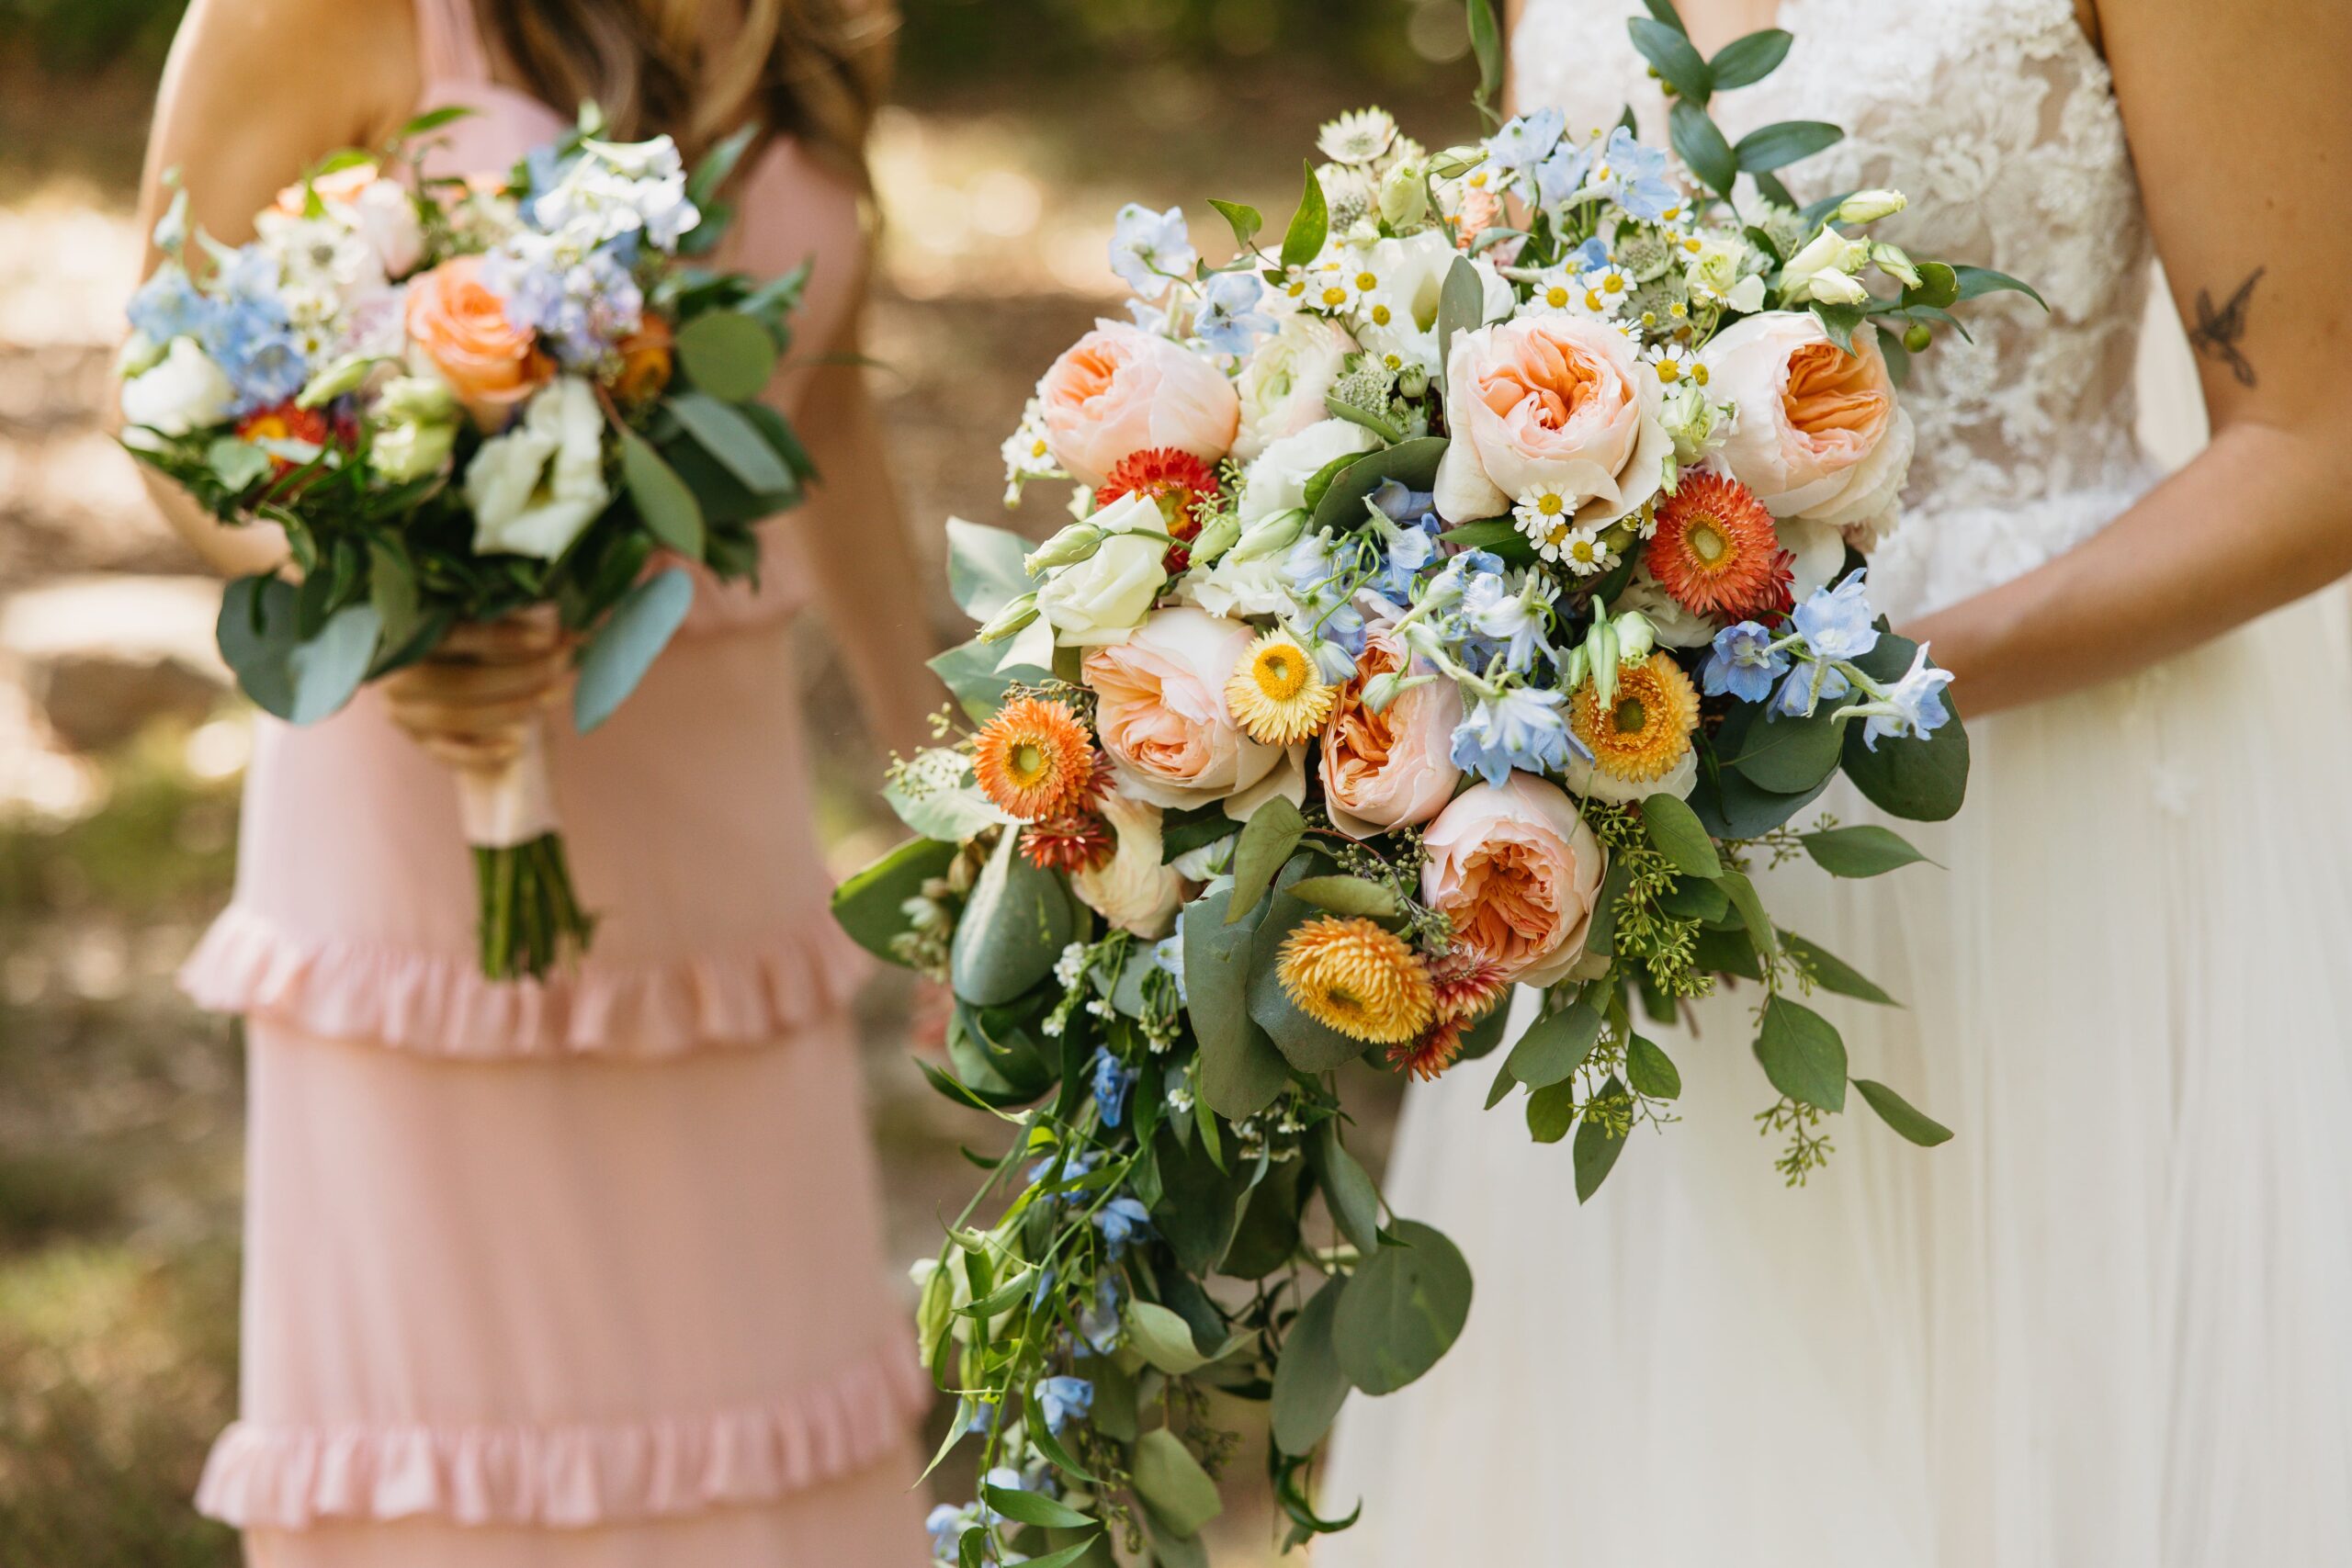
[1657,381,1728,465]
[1613,573,1719,649]
[1070,791,1190,939]
[341,178,426,277]
[370,374,462,483]
[1238,417,1378,524]
[1682,232,1766,312]
[120,337,234,436]
[463,376,610,558]
[1231,311,1355,462]
[1836,189,1908,225]
[1777,228,1873,306]
[1035,489,1168,646]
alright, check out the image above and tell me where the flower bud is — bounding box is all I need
[1228,506,1309,562]
[1613,611,1656,663]
[1836,189,1908,224]
[376,374,458,424]
[1427,145,1487,180]
[1024,523,1105,574]
[1189,511,1242,564]
[1378,160,1429,229]
[1586,614,1623,710]
[1361,670,1405,715]
[977,591,1041,644]
[1555,642,1589,693]
[1870,242,1920,289]
[297,352,375,410]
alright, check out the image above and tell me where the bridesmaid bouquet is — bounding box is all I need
[119,106,812,980]
[834,3,2037,1561]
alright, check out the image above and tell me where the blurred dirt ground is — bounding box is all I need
[0,27,1474,1566]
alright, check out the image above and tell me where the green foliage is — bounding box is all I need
[1280,160,1329,270]
[1269,1277,1351,1454]
[1755,995,1848,1111]
[1855,1078,1955,1146]
[1331,1221,1473,1395]
[673,310,779,401]
[951,830,1080,1005]
[572,567,694,732]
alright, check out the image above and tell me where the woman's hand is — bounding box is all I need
[384,613,573,775]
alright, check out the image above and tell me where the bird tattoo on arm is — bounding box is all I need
[2188,266,2264,389]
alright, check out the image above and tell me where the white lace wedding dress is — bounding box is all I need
[1317,2,2352,1562]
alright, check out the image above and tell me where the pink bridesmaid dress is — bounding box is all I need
[176,3,933,1562]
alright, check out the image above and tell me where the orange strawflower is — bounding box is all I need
[1276,916,1436,1046]
[1388,1018,1466,1081]
[1570,651,1702,786]
[972,697,1099,821]
[1643,469,1792,619]
[1021,812,1114,874]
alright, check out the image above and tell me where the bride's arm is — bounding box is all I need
[1904,0,2352,716]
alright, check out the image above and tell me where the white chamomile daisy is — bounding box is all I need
[1318,107,1399,166]
[1558,523,1616,577]
[1577,264,1634,314]
[1357,287,1409,333]
[1000,397,1060,503]
[1521,265,1579,316]
[1645,342,1706,388]
[1655,195,1694,227]
[1511,486,1585,563]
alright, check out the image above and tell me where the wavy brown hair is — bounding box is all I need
[486,0,896,184]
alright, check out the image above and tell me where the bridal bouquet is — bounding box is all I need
[834,4,2034,1560]
[119,107,811,979]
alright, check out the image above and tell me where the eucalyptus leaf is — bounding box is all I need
[1731,704,1845,793]
[1951,264,2048,310]
[831,836,956,962]
[1181,887,1293,1120]
[1331,1220,1473,1395]
[1734,118,1844,173]
[1709,27,1792,87]
[1525,1078,1578,1143]
[1756,994,1849,1111]
[950,828,1078,1006]
[1311,1119,1382,1254]
[1668,99,1738,194]
[944,517,1040,623]
[1641,793,1722,877]
[982,1483,1094,1531]
[1504,1000,1603,1089]
[1466,0,1505,119]
[1436,256,1486,375]
[1280,160,1329,270]
[1854,1077,1955,1146]
[1629,17,1713,103]
[218,578,381,725]
[929,635,1044,724]
[1270,1276,1351,1455]
[1208,198,1262,250]
[1310,436,1450,534]
[1133,1429,1224,1540]
[1225,795,1305,923]
[1288,874,1398,919]
[573,567,695,732]
[206,436,271,492]
[1781,931,1897,1006]
[1802,824,1928,877]
[1124,1299,1215,1375]
[1436,517,1538,562]
[1713,868,1776,955]
[885,749,1018,841]
[1839,633,1970,821]
[673,309,778,401]
[621,430,707,560]
[1573,1073,1631,1201]
[1626,1034,1682,1100]
[668,390,794,494]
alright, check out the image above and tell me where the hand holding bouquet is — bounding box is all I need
[120,107,815,978]
[839,4,2040,1560]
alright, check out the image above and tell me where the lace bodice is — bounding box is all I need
[1515,0,2160,617]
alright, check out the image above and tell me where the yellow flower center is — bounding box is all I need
[1544,286,1569,308]
[1370,302,1393,325]
[1355,271,1379,291]
[1252,645,1309,701]
[1585,289,1606,310]
[1536,492,1565,517]
[1656,358,1682,383]
[1691,363,1709,386]
[1612,697,1647,734]
[1321,286,1349,308]
[1602,274,1626,294]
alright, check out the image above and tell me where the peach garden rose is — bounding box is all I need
[1419,772,1608,987]
[403,255,549,430]
[1038,320,1240,488]
[1319,631,1463,839]
[1083,607,1289,815]
[1702,311,1916,539]
[1432,315,1672,530]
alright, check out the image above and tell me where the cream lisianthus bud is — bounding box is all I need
[1378,160,1429,229]
[977,592,1041,644]
[1835,189,1908,225]
[1227,505,1311,562]
[297,351,375,410]
[1025,522,1107,574]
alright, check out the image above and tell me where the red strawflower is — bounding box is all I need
[1388,1018,1466,1082]
[234,401,334,484]
[1022,812,1115,874]
[1644,469,1792,620]
[1097,447,1218,573]
[1427,947,1509,1027]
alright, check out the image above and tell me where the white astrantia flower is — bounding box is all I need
[463,376,611,559]
[1318,107,1399,166]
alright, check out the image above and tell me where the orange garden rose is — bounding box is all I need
[612,313,675,405]
[1419,773,1608,987]
[1702,312,1916,539]
[1037,321,1239,488]
[403,256,551,430]
[1318,632,1463,840]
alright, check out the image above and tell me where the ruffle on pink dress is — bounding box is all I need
[178,4,932,1562]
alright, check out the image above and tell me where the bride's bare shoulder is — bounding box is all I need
[157,0,418,155]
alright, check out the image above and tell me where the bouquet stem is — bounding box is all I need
[456,723,595,981]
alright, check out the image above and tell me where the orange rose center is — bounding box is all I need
[1783,341,1891,450]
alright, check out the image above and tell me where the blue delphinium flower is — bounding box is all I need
[1450,685,1584,787]
[1035,1375,1093,1435]
[1860,643,1956,750]
[1595,128,1679,220]
[1150,934,1187,1006]
[1076,1276,1123,1354]
[1109,203,1196,299]
[1772,660,1852,719]
[1567,234,1611,272]
[1459,570,1559,676]
[1282,534,1368,661]
[1532,140,1596,210]
[126,268,212,345]
[1194,269,1272,355]
[1090,1048,1137,1128]
[1093,1197,1152,1257]
[1026,1146,1101,1189]
[1702,621,1792,703]
[1792,569,1881,662]
[1486,107,1566,175]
